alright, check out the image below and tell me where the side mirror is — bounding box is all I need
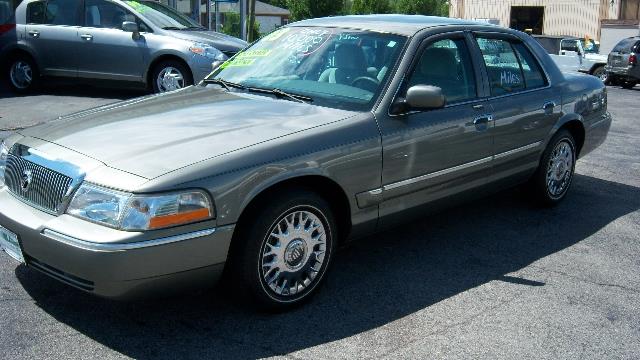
[122,21,140,39]
[405,85,446,110]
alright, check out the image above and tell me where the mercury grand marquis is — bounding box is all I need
[0,15,611,310]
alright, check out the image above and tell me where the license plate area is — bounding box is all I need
[0,225,24,263]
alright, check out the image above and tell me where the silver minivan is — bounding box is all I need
[605,36,640,89]
[1,0,247,93]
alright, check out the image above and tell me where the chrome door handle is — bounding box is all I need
[80,34,93,41]
[28,30,40,38]
[473,114,493,131]
[543,101,556,114]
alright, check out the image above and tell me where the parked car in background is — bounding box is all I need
[533,35,608,81]
[0,0,246,93]
[0,15,611,310]
[605,36,639,89]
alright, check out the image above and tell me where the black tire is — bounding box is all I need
[621,81,637,89]
[228,188,337,311]
[592,66,607,83]
[150,59,193,93]
[528,130,577,207]
[5,53,39,94]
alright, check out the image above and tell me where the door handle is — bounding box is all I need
[542,101,556,114]
[80,34,93,41]
[28,30,40,38]
[472,114,493,131]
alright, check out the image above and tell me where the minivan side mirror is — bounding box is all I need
[122,21,140,40]
[405,85,446,110]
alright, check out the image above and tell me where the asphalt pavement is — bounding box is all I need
[0,83,639,359]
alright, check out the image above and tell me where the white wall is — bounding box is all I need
[256,15,281,34]
[600,26,640,54]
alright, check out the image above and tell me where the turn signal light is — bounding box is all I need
[629,54,637,66]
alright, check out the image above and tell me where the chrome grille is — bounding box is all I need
[4,154,73,214]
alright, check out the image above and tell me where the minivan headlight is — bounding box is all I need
[0,140,9,188]
[67,183,214,231]
[189,43,227,61]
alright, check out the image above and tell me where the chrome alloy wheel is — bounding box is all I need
[546,140,574,198]
[260,209,328,299]
[156,66,185,92]
[10,60,33,89]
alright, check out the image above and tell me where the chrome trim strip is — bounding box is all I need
[379,141,542,193]
[384,156,493,191]
[493,141,542,160]
[41,228,219,252]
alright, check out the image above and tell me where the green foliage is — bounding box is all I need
[221,12,261,40]
[351,0,391,14]
[394,0,449,16]
[284,0,345,21]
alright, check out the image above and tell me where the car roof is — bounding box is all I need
[290,15,488,36]
[533,35,579,40]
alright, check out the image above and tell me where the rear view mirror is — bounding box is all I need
[406,85,446,109]
[122,21,140,40]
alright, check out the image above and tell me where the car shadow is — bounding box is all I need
[0,79,147,100]
[15,174,640,359]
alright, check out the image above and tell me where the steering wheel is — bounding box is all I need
[351,76,379,92]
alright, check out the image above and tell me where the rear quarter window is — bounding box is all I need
[613,38,637,53]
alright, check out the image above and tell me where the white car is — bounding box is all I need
[534,35,607,81]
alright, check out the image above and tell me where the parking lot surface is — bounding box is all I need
[0,84,639,359]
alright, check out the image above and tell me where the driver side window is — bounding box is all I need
[405,38,477,104]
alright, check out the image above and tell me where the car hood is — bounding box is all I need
[19,86,357,179]
[165,30,247,52]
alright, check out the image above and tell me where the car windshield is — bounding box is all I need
[206,26,407,111]
[125,0,203,29]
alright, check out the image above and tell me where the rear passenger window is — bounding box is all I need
[27,1,46,24]
[405,38,477,104]
[476,38,525,96]
[513,43,547,89]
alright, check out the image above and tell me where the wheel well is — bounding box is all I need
[3,49,36,68]
[590,64,605,74]
[235,176,353,244]
[146,55,192,86]
[559,120,585,157]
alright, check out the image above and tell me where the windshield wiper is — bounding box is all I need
[184,26,207,30]
[162,26,182,30]
[203,78,245,91]
[247,87,313,103]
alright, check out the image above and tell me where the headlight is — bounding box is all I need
[67,183,214,231]
[189,43,227,61]
[0,140,9,188]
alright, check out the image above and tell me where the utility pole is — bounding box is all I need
[240,0,247,41]
[248,0,256,42]
[215,1,221,32]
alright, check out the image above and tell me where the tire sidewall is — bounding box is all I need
[234,189,337,310]
[6,55,39,94]
[151,60,193,93]
[539,131,576,204]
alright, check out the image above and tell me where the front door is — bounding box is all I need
[24,0,81,77]
[76,0,146,81]
[377,33,494,226]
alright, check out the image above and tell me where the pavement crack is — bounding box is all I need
[530,265,640,294]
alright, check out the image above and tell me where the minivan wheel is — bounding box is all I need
[151,60,193,93]
[229,189,337,311]
[621,81,637,89]
[528,130,576,207]
[7,55,39,93]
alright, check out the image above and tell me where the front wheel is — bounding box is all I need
[528,130,576,207]
[151,60,193,93]
[229,189,337,311]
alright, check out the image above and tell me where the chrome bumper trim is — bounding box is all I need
[41,228,218,252]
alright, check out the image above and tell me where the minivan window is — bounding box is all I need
[476,37,526,96]
[406,38,477,104]
[613,38,637,53]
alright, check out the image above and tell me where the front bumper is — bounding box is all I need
[0,188,235,299]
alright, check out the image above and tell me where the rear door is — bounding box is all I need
[472,33,561,183]
[76,0,147,81]
[24,0,81,77]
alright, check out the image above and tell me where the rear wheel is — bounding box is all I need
[528,130,576,207]
[592,66,607,83]
[229,188,337,311]
[151,60,193,93]
[621,81,637,89]
[6,54,39,94]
